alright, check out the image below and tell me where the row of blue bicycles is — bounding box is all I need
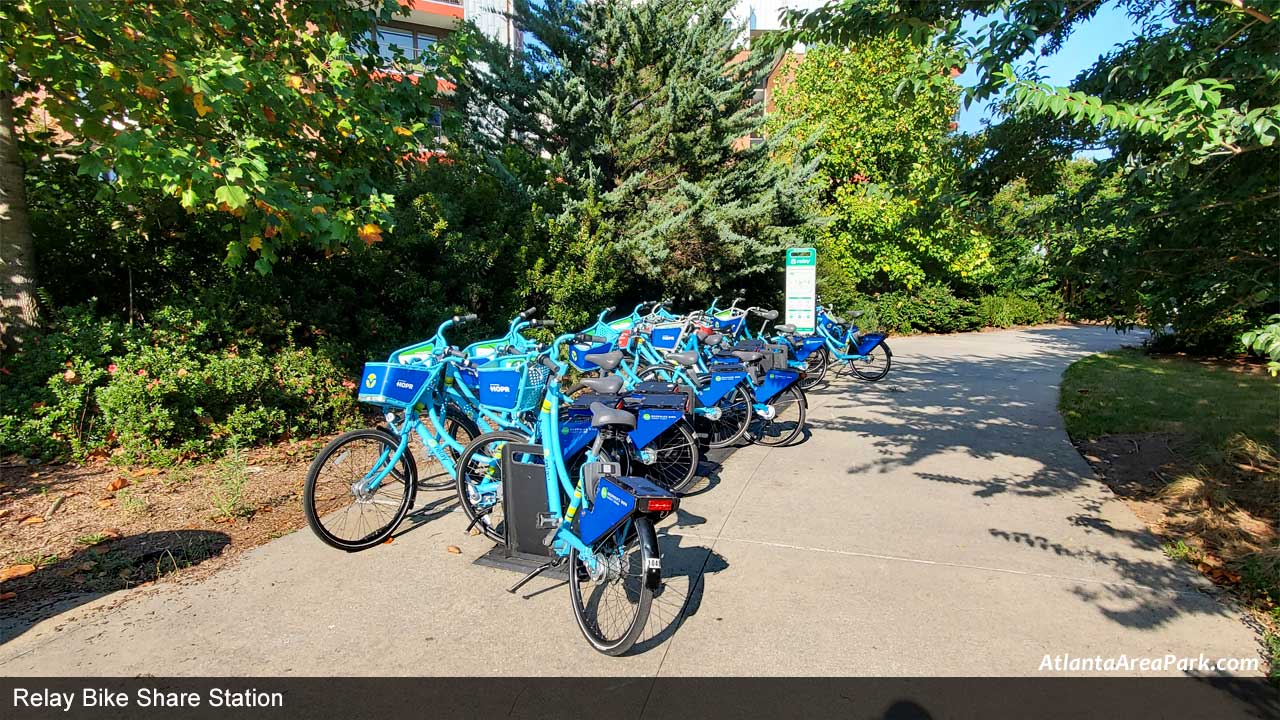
[303,297,892,654]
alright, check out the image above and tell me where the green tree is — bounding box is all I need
[451,0,815,309]
[777,0,1280,350]
[0,0,443,350]
[769,39,990,295]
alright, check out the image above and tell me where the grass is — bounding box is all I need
[1061,348,1278,452]
[210,445,253,520]
[1062,348,1279,681]
[76,532,112,547]
[1162,539,1202,563]
[116,488,149,516]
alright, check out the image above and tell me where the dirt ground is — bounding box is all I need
[1075,432,1278,617]
[0,438,334,623]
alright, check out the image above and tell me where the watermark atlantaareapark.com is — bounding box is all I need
[1038,653,1261,673]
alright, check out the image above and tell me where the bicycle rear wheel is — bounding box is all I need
[850,342,892,382]
[304,429,415,551]
[640,421,700,494]
[746,385,807,447]
[570,516,658,656]
[799,347,829,391]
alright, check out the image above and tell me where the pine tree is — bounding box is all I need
[451,0,816,303]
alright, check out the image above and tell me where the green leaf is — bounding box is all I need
[214,184,249,210]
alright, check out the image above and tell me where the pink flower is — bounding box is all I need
[306,388,315,395]
[147,379,160,390]
[342,380,356,390]
[107,364,118,374]
[136,369,148,377]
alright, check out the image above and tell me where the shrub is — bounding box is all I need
[0,304,359,464]
[873,284,979,334]
[975,291,1062,328]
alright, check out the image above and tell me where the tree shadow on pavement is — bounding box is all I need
[1,529,230,647]
[801,326,1253,635]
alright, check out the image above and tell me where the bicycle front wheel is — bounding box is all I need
[570,516,658,656]
[454,430,530,543]
[304,429,415,551]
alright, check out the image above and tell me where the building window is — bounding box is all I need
[372,25,438,64]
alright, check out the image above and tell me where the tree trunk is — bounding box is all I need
[0,89,39,352]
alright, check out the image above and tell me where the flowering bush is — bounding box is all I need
[0,305,359,463]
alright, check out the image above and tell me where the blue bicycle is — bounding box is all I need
[302,326,484,550]
[455,332,680,655]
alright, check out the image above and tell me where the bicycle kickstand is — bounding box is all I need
[507,557,565,595]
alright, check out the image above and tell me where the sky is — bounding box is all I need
[953,5,1150,133]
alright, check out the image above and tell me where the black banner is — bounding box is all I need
[0,677,1275,719]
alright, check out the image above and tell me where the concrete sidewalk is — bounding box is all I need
[0,325,1263,678]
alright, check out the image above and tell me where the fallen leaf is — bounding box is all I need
[1,564,37,581]
[21,515,44,525]
[0,591,16,600]
[100,528,122,540]
[97,499,113,509]
[130,468,161,478]
[446,545,461,554]
[383,537,394,545]
[0,508,10,519]
[468,527,481,536]
[106,477,130,492]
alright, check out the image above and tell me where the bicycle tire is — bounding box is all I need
[304,429,415,551]
[569,516,658,656]
[454,429,529,543]
[640,421,700,494]
[850,342,892,382]
[746,385,807,447]
[799,347,829,391]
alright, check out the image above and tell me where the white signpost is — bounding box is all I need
[785,247,817,333]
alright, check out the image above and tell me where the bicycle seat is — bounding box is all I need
[580,375,625,395]
[828,315,845,325]
[761,309,779,320]
[589,402,637,430]
[774,323,796,334]
[702,332,725,346]
[584,350,623,371]
[732,350,764,363]
[667,351,699,368]
[849,310,864,319]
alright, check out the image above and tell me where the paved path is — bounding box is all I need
[0,326,1264,678]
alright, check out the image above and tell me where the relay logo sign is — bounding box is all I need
[785,247,817,334]
[394,379,415,391]
[364,373,377,389]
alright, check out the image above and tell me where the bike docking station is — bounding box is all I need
[473,443,571,584]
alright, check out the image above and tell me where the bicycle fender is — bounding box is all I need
[754,369,800,404]
[854,333,888,356]
[698,369,747,406]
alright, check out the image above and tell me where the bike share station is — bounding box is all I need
[310,244,892,654]
[474,249,823,585]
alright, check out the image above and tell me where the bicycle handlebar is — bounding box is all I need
[517,306,537,320]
